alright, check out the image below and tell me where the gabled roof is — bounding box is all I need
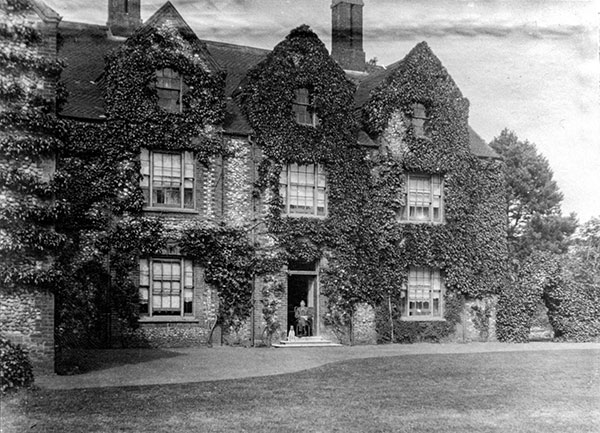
[31,0,61,23]
[354,50,499,159]
[354,60,400,109]
[468,127,499,159]
[140,1,221,74]
[203,40,269,135]
[58,21,120,119]
[56,2,497,157]
[143,1,195,41]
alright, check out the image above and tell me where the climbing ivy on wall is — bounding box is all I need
[104,24,226,155]
[53,23,229,347]
[0,0,66,294]
[240,25,372,316]
[242,34,508,341]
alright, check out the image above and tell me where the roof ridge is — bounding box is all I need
[59,20,109,31]
[202,39,271,55]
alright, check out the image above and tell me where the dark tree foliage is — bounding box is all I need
[489,129,577,260]
[490,129,584,342]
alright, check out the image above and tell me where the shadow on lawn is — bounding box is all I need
[56,348,182,376]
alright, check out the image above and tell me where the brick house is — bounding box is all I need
[8,0,507,358]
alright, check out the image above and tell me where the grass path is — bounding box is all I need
[3,349,599,432]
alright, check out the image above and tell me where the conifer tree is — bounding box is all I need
[489,129,577,260]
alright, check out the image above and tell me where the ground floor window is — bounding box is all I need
[139,257,194,317]
[401,267,444,319]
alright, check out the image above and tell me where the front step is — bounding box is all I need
[272,336,342,348]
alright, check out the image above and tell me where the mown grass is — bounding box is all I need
[2,349,599,432]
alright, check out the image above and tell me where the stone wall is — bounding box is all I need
[0,290,55,371]
[352,303,377,345]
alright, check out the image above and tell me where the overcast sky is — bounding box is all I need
[45,0,600,221]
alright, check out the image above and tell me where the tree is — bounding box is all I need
[489,129,577,260]
[490,129,577,341]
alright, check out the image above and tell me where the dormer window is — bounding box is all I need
[411,103,427,137]
[293,88,319,127]
[156,68,183,113]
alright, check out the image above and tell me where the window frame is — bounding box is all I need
[279,163,327,218]
[292,88,319,127]
[411,102,428,137]
[138,257,194,319]
[140,148,196,211]
[399,173,444,224]
[400,267,445,321]
[155,68,184,113]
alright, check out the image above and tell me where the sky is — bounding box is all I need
[45,0,600,221]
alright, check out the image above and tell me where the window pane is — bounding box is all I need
[293,88,315,125]
[139,287,149,315]
[281,164,326,216]
[139,259,149,286]
[151,153,183,207]
[150,260,184,316]
[405,268,443,318]
[402,175,443,223]
[184,288,193,315]
[156,69,182,113]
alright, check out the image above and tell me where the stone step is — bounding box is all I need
[272,336,342,348]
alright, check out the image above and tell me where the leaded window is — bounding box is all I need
[411,102,428,137]
[156,68,183,113]
[292,88,319,126]
[401,267,444,319]
[140,149,195,209]
[279,163,327,217]
[399,174,443,223]
[139,258,194,317]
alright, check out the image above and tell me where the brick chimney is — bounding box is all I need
[331,0,365,72]
[107,0,142,37]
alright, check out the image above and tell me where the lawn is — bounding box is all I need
[2,349,599,432]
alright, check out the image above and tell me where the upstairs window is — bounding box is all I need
[156,68,183,113]
[401,267,444,320]
[139,257,194,317]
[279,163,327,217]
[399,174,443,223]
[292,88,319,127]
[140,149,195,210]
[411,102,428,137]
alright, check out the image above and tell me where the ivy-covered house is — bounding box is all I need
[1,0,62,370]
[52,0,506,348]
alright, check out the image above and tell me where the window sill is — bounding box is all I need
[143,207,199,214]
[139,317,199,323]
[283,214,328,220]
[397,220,444,225]
[400,317,446,322]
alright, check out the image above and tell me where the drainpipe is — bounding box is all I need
[249,135,256,347]
[388,294,394,343]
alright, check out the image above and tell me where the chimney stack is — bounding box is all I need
[331,0,365,72]
[107,0,142,37]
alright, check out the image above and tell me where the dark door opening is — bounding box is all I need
[287,274,316,336]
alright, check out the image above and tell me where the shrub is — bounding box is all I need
[0,338,34,393]
[496,253,560,342]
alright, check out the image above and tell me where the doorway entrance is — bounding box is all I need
[287,261,319,336]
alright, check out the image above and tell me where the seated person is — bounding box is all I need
[294,300,312,336]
